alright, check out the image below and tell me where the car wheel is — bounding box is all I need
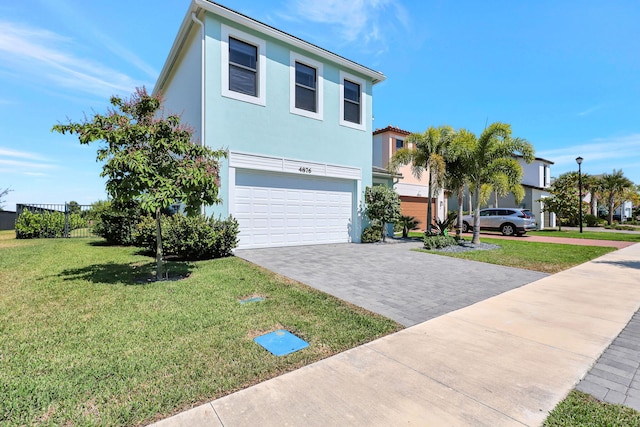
[501,223,516,236]
[462,221,470,233]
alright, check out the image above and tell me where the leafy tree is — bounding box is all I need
[540,172,587,230]
[598,170,634,224]
[53,87,226,280]
[67,200,81,215]
[389,125,454,234]
[363,185,401,242]
[0,187,12,211]
[450,123,534,244]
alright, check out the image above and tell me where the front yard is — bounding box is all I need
[0,232,401,426]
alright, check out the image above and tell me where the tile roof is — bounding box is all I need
[373,125,411,136]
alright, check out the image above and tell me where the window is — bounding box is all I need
[343,80,360,123]
[221,25,266,106]
[229,37,257,96]
[395,139,404,150]
[289,52,323,120]
[339,71,366,130]
[295,62,316,111]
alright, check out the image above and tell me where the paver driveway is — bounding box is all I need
[235,241,548,326]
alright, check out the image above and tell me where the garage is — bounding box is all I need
[233,169,355,248]
[399,196,436,230]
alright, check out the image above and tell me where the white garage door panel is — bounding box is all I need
[234,170,354,248]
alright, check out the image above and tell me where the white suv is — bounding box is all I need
[462,208,537,236]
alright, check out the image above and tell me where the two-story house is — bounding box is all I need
[449,155,556,230]
[372,125,448,230]
[154,1,385,248]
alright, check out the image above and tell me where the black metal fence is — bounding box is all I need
[16,203,97,238]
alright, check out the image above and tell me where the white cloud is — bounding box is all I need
[538,134,640,183]
[577,105,602,117]
[0,20,144,98]
[282,0,408,51]
[0,147,49,161]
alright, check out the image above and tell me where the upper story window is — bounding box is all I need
[339,71,366,131]
[343,80,360,123]
[395,138,404,150]
[221,24,266,106]
[229,38,257,96]
[290,52,323,120]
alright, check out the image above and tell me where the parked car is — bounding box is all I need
[462,208,537,236]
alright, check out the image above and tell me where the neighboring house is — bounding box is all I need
[372,125,447,230]
[154,1,385,248]
[449,156,556,230]
[614,201,634,222]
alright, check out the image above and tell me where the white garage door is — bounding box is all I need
[233,170,354,248]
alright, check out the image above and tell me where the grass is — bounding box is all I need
[544,390,640,426]
[530,229,640,242]
[0,231,402,426]
[415,237,615,273]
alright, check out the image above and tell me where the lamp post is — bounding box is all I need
[576,156,583,233]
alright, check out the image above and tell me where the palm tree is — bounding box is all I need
[389,125,455,234]
[444,151,468,240]
[598,170,634,224]
[450,123,534,244]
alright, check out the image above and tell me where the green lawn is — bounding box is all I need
[545,390,640,426]
[416,237,615,273]
[531,229,640,242]
[0,231,401,426]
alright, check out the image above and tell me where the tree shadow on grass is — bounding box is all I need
[57,261,195,285]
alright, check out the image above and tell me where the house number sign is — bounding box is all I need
[298,167,312,174]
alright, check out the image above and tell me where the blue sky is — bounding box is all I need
[1,0,639,209]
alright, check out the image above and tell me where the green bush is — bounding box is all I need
[15,210,68,239]
[361,226,381,243]
[584,214,599,227]
[423,234,457,250]
[92,201,143,245]
[133,214,239,260]
[15,210,43,239]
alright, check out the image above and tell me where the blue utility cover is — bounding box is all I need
[254,330,309,356]
[239,296,265,304]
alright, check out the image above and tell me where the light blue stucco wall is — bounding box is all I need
[201,13,374,222]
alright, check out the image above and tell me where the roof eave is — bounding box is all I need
[154,0,386,95]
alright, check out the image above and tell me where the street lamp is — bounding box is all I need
[576,156,583,233]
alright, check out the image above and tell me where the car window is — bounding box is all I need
[480,210,491,217]
[523,210,535,218]
[500,209,514,216]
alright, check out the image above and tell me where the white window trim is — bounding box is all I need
[289,52,323,121]
[221,24,266,106]
[339,71,367,131]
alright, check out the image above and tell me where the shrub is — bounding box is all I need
[361,226,381,243]
[133,214,239,260]
[396,215,419,238]
[92,201,143,245]
[15,210,67,239]
[584,214,599,227]
[423,234,457,250]
[15,210,43,239]
[211,215,240,258]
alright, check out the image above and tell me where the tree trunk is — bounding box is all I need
[426,170,433,234]
[472,188,481,244]
[155,207,163,281]
[456,185,464,240]
[494,190,498,208]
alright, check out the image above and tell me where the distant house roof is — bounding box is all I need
[372,166,402,179]
[155,0,386,95]
[373,126,411,136]
[515,154,554,165]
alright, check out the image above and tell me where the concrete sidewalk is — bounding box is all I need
[152,244,640,427]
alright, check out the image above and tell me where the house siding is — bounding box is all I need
[203,14,373,223]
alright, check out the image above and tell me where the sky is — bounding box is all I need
[1,0,639,210]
